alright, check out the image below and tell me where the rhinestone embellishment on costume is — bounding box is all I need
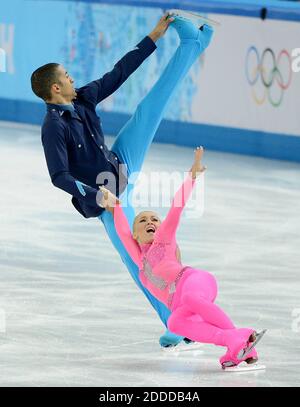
[142,259,167,291]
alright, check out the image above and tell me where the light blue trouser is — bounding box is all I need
[99,32,204,329]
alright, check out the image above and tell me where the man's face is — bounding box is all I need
[53,65,77,101]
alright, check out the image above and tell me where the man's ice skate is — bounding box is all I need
[168,9,221,27]
[161,337,204,353]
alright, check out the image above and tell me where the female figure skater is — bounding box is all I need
[97,16,214,347]
[100,147,266,369]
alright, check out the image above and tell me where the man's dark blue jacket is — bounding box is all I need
[42,36,156,219]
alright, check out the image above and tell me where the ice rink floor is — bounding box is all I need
[0,120,300,387]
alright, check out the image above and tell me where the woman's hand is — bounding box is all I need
[99,186,121,214]
[190,146,207,179]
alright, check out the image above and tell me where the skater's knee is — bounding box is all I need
[209,274,218,301]
[200,271,219,302]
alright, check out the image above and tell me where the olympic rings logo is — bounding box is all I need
[245,46,293,107]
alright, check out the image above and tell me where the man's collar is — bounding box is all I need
[46,103,79,119]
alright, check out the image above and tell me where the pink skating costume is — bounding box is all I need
[114,173,196,308]
[114,174,258,367]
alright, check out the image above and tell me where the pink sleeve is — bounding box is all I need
[157,173,196,240]
[113,204,142,268]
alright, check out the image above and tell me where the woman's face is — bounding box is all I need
[133,211,161,244]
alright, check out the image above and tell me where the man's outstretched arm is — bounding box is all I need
[76,14,174,107]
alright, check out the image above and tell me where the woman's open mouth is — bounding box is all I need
[146,225,156,234]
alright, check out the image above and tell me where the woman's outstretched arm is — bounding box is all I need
[157,147,206,240]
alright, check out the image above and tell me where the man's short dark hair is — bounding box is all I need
[31,63,61,101]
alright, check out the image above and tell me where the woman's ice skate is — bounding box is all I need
[221,329,267,372]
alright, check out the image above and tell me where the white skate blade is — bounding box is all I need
[161,341,204,353]
[223,362,266,373]
[168,9,221,27]
[239,329,268,360]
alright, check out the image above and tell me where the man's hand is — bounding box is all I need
[190,146,207,179]
[148,13,175,43]
[99,186,121,214]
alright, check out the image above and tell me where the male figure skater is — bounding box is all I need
[31,13,214,347]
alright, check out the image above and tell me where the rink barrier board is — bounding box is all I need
[1,98,299,163]
[52,0,300,22]
[1,0,300,163]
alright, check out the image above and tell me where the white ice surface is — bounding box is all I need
[0,121,300,387]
